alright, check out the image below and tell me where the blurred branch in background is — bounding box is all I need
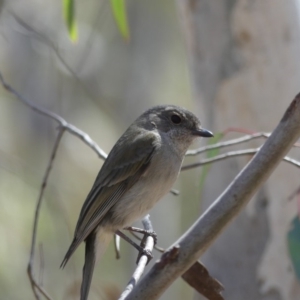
[28,128,64,300]
[10,13,100,105]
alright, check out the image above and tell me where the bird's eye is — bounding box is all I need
[171,114,182,124]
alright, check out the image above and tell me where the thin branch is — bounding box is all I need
[0,72,107,160]
[182,148,300,171]
[182,148,258,171]
[74,0,109,72]
[186,131,300,157]
[11,13,97,103]
[38,243,45,287]
[0,72,65,124]
[27,129,65,300]
[64,124,107,160]
[186,133,269,156]
[283,155,300,167]
[119,215,155,300]
[125,94,300,299]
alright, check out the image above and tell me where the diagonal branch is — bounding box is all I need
[0,72,107,160]
[125,95,300,299]
[118,215,155,300]
[10,12,98,103]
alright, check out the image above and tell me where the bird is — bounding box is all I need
[61,105,213,300]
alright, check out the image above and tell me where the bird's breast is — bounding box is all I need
[107,145,183,230]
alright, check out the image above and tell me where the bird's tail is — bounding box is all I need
[81,228,112,300]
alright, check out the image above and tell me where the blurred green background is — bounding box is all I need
[0,1,205,299]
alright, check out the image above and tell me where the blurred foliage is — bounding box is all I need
[63,0,78,42]
[63,0,129,42]
[110,0,130,40]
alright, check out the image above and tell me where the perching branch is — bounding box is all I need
[125,94,300,299]
[127,225,224,300]
[118,215,155,300]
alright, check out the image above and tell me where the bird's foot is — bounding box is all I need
[123,226,158,245]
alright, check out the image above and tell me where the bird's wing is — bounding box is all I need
[61,131,158,267]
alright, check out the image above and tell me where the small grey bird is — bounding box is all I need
[61,105,213,300]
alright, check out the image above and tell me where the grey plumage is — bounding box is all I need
[61,105,213,300]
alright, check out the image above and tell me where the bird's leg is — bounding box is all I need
[115,230,153,263]
[123,226,158,245]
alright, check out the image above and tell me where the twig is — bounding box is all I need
[11,13,97,103]
[182,148,300,171]
[38,243,45,287]
[64,124,107,160]
[27,129,65,300]
[186,131,300,157]
[0,72,107,160]
[182,148,258,171]
[186,133,270,156]
[118,215,155,300]
[125,94,300,299]
[0,72,64,124]
[283,155,300,167]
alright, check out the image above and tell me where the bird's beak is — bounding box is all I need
[193,128,214,138]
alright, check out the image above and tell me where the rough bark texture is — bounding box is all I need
[177,1,300,299]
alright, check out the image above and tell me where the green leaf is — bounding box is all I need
[110,0,130,41]
[198,132,223,192]
[63,0,78,42]
[287,216,300,280]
